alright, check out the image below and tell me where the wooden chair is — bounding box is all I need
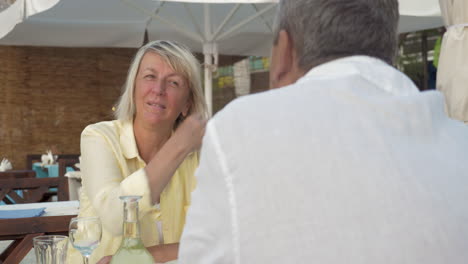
[58,158,80,177]
[0,178,66,204]
[0,170,36,179]
[26,154,42,170]
[0,170,36,203]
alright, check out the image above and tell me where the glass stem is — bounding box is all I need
[83,256,89,264]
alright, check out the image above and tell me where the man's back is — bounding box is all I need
[179,56,468,263]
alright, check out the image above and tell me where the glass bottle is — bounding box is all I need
[110,196,155,264]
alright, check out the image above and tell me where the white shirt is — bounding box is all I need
[179,56,468,264]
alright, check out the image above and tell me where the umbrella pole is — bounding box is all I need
[204,51,213,117]
[203,33,218,117]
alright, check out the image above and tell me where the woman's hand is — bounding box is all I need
[145,113,207,204]
[174,113,207,154]
[96,255,112,264]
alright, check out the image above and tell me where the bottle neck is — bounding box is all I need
[122,200,141,239]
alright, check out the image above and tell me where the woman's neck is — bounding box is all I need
[133,119,172,163]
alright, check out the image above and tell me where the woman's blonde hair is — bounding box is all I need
[114,40,207,127]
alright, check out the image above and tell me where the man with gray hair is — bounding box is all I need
[178,0,468,263]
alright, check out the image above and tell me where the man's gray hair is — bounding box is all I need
[273,0,399,71]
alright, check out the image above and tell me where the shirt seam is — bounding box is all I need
[209,122,240,264]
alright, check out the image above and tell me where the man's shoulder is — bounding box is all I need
[213,84,298,120]
[207,83,309,147]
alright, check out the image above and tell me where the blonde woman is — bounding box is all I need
[69,40,207,263]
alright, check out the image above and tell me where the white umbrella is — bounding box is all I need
[0,0,278,116]
[0,0,60,39]
[0,0,444,47]
[0,0,444,115]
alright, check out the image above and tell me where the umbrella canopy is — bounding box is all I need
[1,0,278,116]
[0,0,444,115]
[436,0,468,124]
[0,0,443,49]
[0,0,277,55]
[398,0,443,33]
[0,0,60,39]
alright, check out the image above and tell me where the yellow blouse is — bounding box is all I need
[67,120,197,263]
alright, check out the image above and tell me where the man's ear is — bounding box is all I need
[270,30,295,89]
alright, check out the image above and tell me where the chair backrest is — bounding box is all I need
[26,154,42,170]
[0,178,63,204]
[0,170,36,179]
[26,154,80,169]
[58,158,80,176]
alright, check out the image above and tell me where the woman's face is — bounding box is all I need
[134,52,191,128]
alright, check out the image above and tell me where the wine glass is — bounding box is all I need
[69,217,102,264]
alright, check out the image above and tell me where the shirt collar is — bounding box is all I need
[119,120,180,161]
[120,119,139,159]
[296,55,419,96]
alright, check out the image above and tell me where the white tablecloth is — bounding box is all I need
[0,200,79,216]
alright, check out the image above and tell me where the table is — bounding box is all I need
[0,201,78,264]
